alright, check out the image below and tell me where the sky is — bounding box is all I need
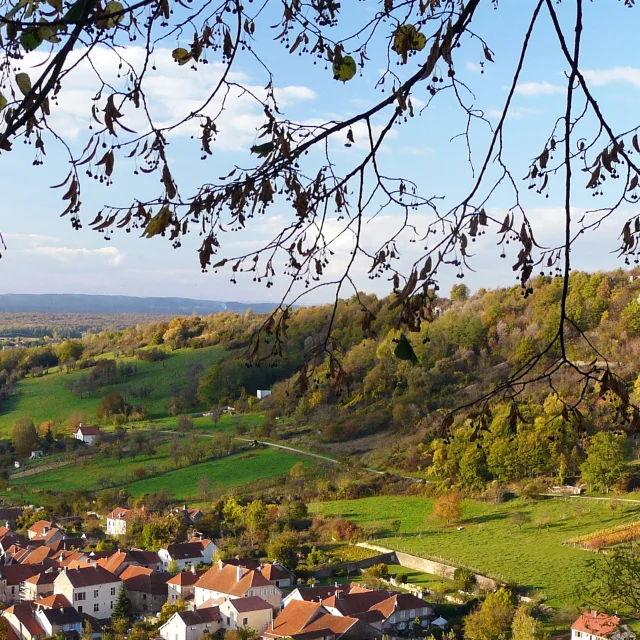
[1,0,640,305]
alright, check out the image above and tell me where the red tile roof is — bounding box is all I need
[572,612,622,638]
[4,602,45,637]
[57,565,120,588]
[0,564,44,585]
[164,542,205,561]
[120,565,169,596]
[74,425,101,435]
[227,596,273,613]
[264,600,322,638]
[35,594,72,608]
[106,507,132,520]
[166,570,205,587]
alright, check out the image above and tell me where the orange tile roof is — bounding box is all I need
[265,600,322,638]
[97,550,133,575]
[27,521,56,536]
[4,603,45,637]
[21,546,54,565]
[35,594,72,608]
[195,563,271,597]
[572,612,622,638]
[167,570,205,586]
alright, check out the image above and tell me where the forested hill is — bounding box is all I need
[0,293,276,315]
[3,269,640,490]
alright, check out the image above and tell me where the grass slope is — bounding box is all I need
[8,446,311,503]
[312,495,640,608]
[0,346,224,433]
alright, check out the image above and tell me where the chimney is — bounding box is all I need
[191,565,197,575]
[183,504,188,512]
[236,565,242,582]
[218,559,225,570]
[94,564,99,571]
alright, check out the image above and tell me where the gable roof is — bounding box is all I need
[289,585,349,602]
[195,563,272,597]
[106,507,132,520]
[97,550,134,575]
[164,542,205,561]
[35,594,71,608]
[260,562,295,582]
[0,564,44,585]
[27,521,58,536]
[572,612,622,638]
[38,606,83,626]
[57,565,121,588]
[226,596,273,613]
[167,570,205,587]
[265,600,323,638]
[74,425,101,435]
[322,591,394,617]
[21,546,55,565]
[120,565,169,596]
[128,549,161,566]
[24,571,60,586]
[4,602,44,637]
[175,608,221,626]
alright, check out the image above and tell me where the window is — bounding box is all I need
[410,610,415,618]
[111,602,114,609]
[143,594,147,600]
[94,604,99,613]
[243,618,248,626]
[78,606,83,613]
[111,587,116,596]
[400,611,406,620]
[94,590,99,598]
[226,617,230,626]
[75,592,86,602]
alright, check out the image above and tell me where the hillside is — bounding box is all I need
[0,293,276,315]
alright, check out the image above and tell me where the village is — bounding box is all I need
[0,499,628,640]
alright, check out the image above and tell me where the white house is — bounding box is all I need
[34,605,83,637]
[2,602,45,640]
[159,540,216,571]
[256,390,271,400]
[27,521,65,543]
[572,612,636,640]
[105,507,144,537]
[73,425,101,445]
[158,606,221,640]
[194,561,282,611]
[218,596,273,633]
[53,566,121,620]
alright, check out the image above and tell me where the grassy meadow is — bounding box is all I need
[312,495,640,608]
[8,445,312,503]
[0,346,225,433]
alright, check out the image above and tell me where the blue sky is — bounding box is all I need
[1,0,639,304]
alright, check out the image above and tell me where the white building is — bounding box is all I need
[256,390,271,400]
[571,612,636,640]
[105,507,137,537]
[194,561,282,611]
[73,425,101,445]
[218,596,273,633]
[53,566,121,620]
[159,540,216,571]
[158,606,221,640]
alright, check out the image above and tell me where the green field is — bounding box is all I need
[0,346,224,432]
[312,495,640,608]
[7,445,311,503]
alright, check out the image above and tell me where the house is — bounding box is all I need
[283,585,349,608]
[0,566,45,604]
[173,505,203,525]
[0,509,23,528]
[158,605,222,640]
[159,540,215,571]
[2,602,45,640]
[166,568,205,604]
[263,600,381,639]
[26,521,64,544]
[194,561,282,611]
[225,558,295,589]
[73,425,101,445]
[571,612,636,640]
[256,390,271,400]
[128,549,163,571]
[321,589,433,634]
[218,596,273,634]
[105,508,139,537]
[33,605,83,638]
[20,571,59,601]
[53,565,121,619]
[119,565,169,614]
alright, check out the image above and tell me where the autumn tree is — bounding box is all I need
[512,605,549,640]
[12,416,38,457]
[465,588,516,640]
[432,491,463,526]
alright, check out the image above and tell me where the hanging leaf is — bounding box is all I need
[15,72,31,96]
[392,24,427,63]
[332,55,357,82]
[172,47,192,65]
[394,333,418,365]
[104,0,124,26]
[143,205,173,238]
[0,93,6,112]
[250,142,274,157]
[20,30,42,51]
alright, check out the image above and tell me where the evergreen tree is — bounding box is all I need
[112,584,132,625]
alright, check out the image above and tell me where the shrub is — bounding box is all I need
[454,567,476,592]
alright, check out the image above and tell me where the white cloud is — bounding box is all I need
[2,233,60,245]
[19,46,318,149]
[582,67,640,87]
[27,246,125,265]
[514,81,564,96]
[466,62,482,73]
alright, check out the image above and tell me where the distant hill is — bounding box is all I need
[0,294,277,315]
